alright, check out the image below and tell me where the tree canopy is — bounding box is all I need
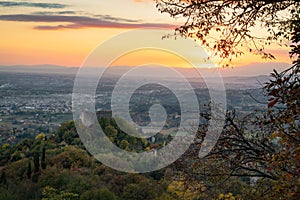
[156,0,300,198]
[156,0,299,65]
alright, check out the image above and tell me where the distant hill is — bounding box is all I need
[219,62,290,77]
[0,65,78,75]
[0,62,290,77]
[0,62,290,90]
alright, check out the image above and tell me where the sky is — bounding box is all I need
[0,0,293,74]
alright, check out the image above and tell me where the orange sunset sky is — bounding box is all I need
[0,0,293,73]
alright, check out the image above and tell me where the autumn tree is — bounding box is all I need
[156,0,299,65]
[157,0,299,198]
[199,58,299,198]
[168,55,299,198]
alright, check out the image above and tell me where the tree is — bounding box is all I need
[156,0,300,65]
[56,121,77,143]
[0,170,7,186]
[157,1,300,198]
[210,11,299,199]
[166,177,206,199]
[34,152,40,173]
[42,186,79,200]
[36,133,46,141]
[33,152,40,183]
[27,162,32,179]
[41,147,47,170]
[121,180,159,200]
[52,146,92,169]
[171,62,299,198]
[104,125,118,142]
[80,188,116,200]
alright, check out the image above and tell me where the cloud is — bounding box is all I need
[0,1,68,9]
[93,14,139,23]
[0,14,175,30]
[32,11,76,15]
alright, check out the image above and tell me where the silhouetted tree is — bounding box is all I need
[157,1,299,198]
[156,0,299,65]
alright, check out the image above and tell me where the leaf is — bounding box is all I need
[268,97,279,108]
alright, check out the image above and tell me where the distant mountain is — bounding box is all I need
[0,62,290,86]
[219,62,290,77]
[0,61,290,76]
[0,64,78,75]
